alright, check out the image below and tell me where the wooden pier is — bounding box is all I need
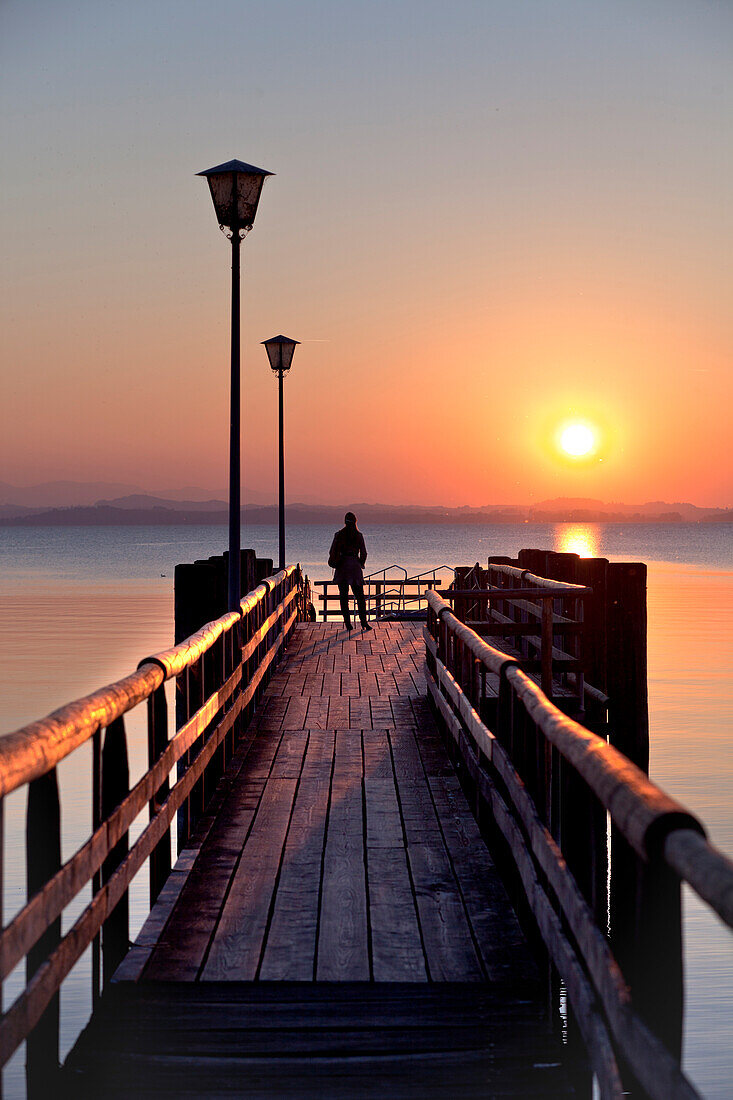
[62,622,573,1097]
[1,558,731,1099]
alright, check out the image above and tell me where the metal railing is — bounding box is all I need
[315,565,455,621]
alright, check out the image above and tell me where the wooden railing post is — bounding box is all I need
[101,717,129,985]
[91,728,102,1004]
[186,657,205,837]
[26,769,61,1097]
[541,597,553,696]
[147,685,170,906]
[255,597,263,704]
[635,859,684,1059]
[422,585,724,1098]
[560,759,607,918]
[241,604,253,726]
[609,835,684,1071]
[202,635,224,806]
[0,797,3,1034]
[175,662,190,853]
[225,615,239,763]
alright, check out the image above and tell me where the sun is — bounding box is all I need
[559,421,596,458]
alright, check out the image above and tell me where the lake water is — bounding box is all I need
[0,522,731,1098]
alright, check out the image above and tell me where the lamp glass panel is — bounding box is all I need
[207,173,237,227]
[207,171,266,228]
[265,343,283,371]
[236,173,266,227]
[279,341,297,371]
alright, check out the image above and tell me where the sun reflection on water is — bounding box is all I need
[556,524,599,558]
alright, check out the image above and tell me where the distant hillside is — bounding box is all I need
[0,496,729,527]
[528,497,718,521]
[97,494,229,513]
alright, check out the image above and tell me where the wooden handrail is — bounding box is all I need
[487,562,589,591]
[0,663,164,799]
[506,664,702,858]
[438,586,593,599]
[0,564,305,1074]
[427,590,703,860]
[664,829,733,928]
[432,582,592,702]
[424,586,730,1099]
[427,649,697,1100]
[0,567,299,798]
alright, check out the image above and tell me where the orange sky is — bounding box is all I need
[2,0,731,507]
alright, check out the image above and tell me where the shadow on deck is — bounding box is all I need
[62,623,575,1098]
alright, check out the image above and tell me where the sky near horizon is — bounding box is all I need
[1,0,731,507]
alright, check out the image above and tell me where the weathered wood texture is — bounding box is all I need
[0,566,303,1073]
[138,623,537,987]
[62,982,574,1099]
[61,622,577,1098]
[424,589,730,1100]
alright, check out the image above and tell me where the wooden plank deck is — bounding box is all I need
[63,623,575,1098]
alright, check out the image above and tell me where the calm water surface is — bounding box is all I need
[0,523,731,1098]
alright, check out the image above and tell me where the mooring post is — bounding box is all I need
[606,562,649,772]
[544,551,579,583]
[575,556,609,728]
[453,566,470,623]
[517,548,548,576]
[174,561,220,644]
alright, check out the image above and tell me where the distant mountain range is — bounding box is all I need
[0,484,729,526]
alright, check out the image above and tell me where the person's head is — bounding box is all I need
[344,511,357,527]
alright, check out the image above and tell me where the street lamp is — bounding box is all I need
[197,159,274,611]
[262,335,300,571]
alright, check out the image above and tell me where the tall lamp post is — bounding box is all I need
[197,159,273,611]
[262,336,300,571]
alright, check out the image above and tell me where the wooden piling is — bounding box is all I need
[606,562,649,773]
[174,562,219,644]
[517,548,548,576]
[543,551,579,584]
[575,557,609,706]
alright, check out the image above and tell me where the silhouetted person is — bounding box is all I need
[328,512,371,632]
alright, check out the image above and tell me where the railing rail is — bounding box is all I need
[439,581,591,699]
[0,565,305,1089]
[316,566,455,621]
[424,587,733,1100]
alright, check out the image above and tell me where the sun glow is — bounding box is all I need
[558,524,599,558]
[559,422,596,458]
